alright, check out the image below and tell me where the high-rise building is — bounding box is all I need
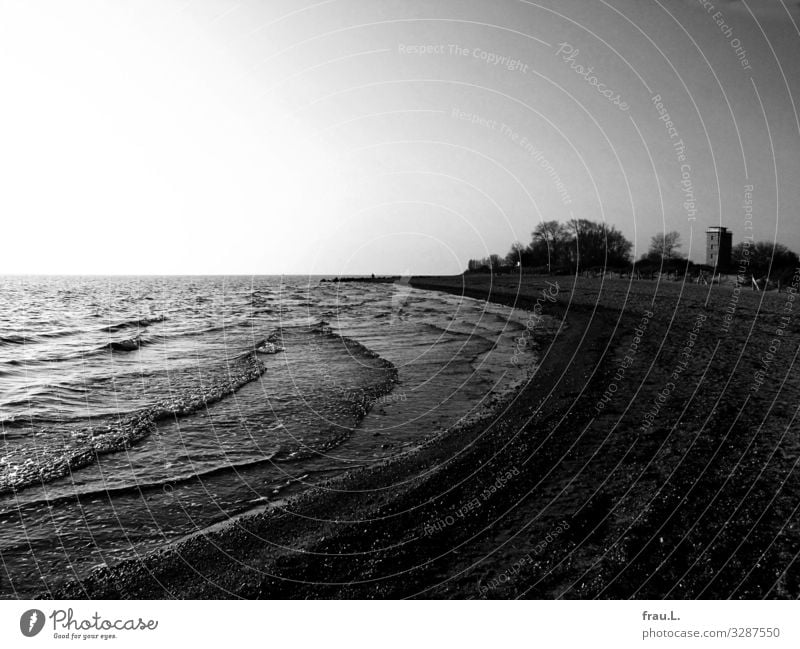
[706,226,732,271]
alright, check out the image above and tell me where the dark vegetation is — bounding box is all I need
[468,222,798,286]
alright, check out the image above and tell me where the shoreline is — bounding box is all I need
[48,275,800,598]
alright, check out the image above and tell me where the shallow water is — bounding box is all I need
[0,275,543,596]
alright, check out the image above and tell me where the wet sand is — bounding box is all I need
[50,274,800,599]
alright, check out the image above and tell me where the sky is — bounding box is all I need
[1,0,799,275]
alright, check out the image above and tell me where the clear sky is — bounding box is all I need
[1,0,798,275]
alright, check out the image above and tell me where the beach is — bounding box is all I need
[0,275,533,597]
[44,273,800,599]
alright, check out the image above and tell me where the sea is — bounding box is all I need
[0,275,543,597]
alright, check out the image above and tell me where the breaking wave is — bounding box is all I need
[0,352,266,496]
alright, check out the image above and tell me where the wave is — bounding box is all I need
[9,323,239,365]
[1,413,90,433]
[101,315,166,333]
[0,316,165,352]
[7,454,283,509]
[100,333,164,354]
[0,417,30,432]
[1,339,154,365]
[0,334,32,346]
[0,328,84,346]
[264,324,399,462]
[103,337,145,352]
[106,321,247,344]
[0,352,266,497]
[177,322,249,337]
[269,390,399,462]
[0,325,401,501]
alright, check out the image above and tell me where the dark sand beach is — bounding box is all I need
[50,274,800,599]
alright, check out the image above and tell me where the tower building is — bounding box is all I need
[706,226,732,272]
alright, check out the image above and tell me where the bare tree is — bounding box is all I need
[569,219,633,270]
[532,220,570,271]
[505,242,526,267]
[648,231,683,261]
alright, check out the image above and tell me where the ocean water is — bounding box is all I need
[0,275,543,597]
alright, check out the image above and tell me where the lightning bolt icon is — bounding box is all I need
[28,611,38,632]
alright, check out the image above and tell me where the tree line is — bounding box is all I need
[467,221,799,281]
[468,219,632,274]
